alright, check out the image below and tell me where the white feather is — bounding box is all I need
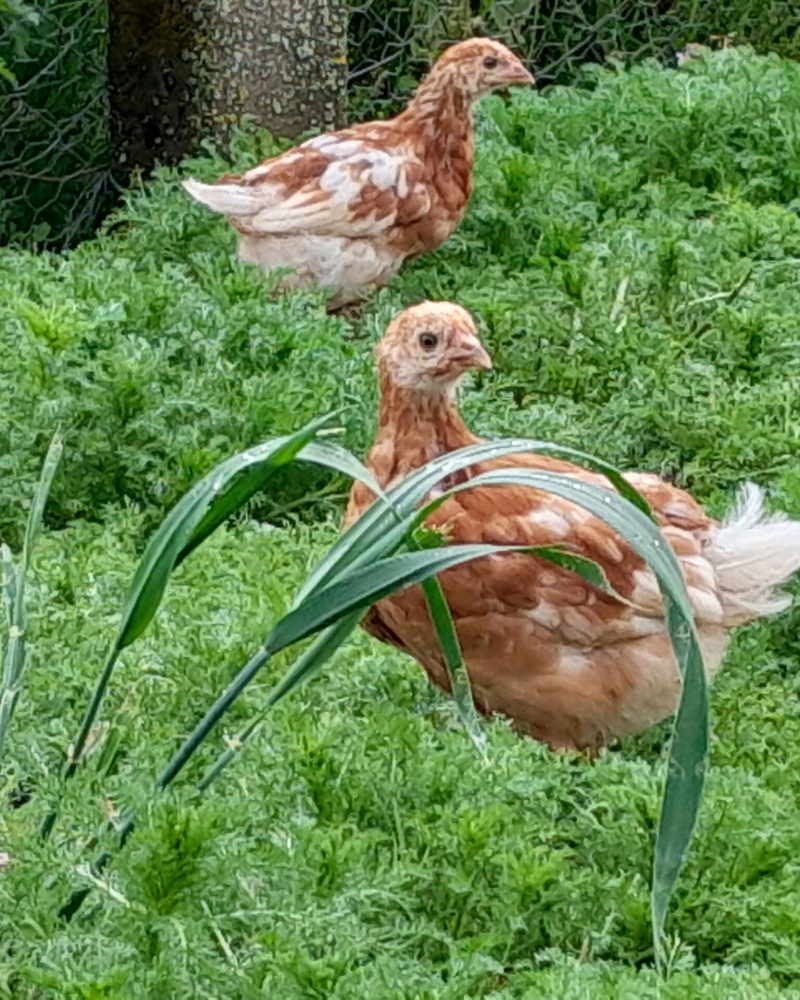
[705,482,800,623]
[318,160,365,203]
[182,177,262,217]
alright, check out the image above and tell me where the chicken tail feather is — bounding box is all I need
[182,177,261,217]
[706,482,800,625]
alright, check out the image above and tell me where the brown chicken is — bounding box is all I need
[182,39,534,308]
[345,302,800,750]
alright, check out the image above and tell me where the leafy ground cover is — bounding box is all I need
[1,48,800,997]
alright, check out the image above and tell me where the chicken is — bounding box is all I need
[345,302,800,750]
[182,39,534,309]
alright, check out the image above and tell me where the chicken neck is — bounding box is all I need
[400,76,475,169]
[370,372,480,485]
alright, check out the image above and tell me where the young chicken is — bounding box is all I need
[345,302,800,750]
[182,39,534,308]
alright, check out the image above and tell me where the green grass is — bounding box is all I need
[2,48,800,996]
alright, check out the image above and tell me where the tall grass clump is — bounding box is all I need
[37,419,706,963]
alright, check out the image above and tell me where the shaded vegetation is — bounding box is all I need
[349,0,800,113]
[0,0,112,246]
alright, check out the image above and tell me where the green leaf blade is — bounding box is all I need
[0,433,62,763]
[298,437,654,603]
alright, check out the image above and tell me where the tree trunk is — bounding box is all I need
[188,0,349,142]
[108,0,348,175]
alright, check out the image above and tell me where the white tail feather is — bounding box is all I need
[706,482,800,624]
[182,177,261,217]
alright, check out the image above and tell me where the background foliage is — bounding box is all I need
[1,49,800,996]
[3,0,800,247]
[348,0,800,114]
[0,0,112,247]
[2,49,800,545]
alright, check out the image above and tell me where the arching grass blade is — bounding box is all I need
[431,466,707,960]
[298,437,652,602]
[197,613,363,791]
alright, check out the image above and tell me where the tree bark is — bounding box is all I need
[107,0,348,174]
[188,0,348,142]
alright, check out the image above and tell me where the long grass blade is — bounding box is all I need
[458,469,690,603]
[651,605,708,967]
[197,613,363,791]
[0,433,62,762]
[298,437,653,602]
[114,415,334,653]
[3,434,63,685]
[0,547,20,763]
[179,438,383,567]
[418,574,486,756]
[43,423,321,835]
[428,467,707,957]
[19,435,64,576]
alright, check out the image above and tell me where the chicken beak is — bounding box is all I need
[473,344,493,370]
[503,62,536,87]
[452,339,493,371]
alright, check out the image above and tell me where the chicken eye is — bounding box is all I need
[419,332,439,350]
[483,56,499,69]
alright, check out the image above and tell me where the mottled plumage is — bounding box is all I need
[345,302,800,750]
[182,39,534,307]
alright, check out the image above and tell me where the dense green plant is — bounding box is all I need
[1,50,800,997]
[3,50,799,547]
[2,498,799,996]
